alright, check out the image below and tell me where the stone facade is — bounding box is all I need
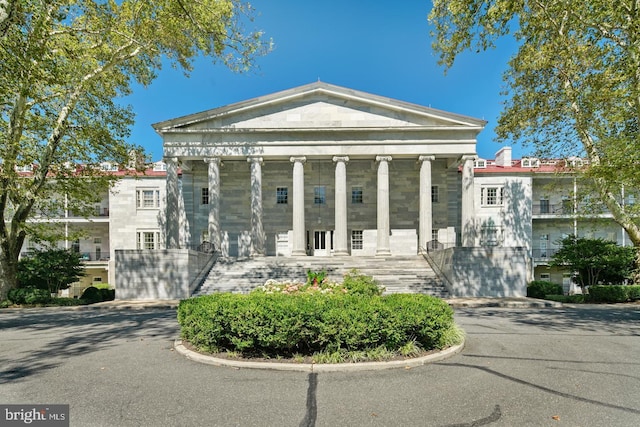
[154,82,486,256]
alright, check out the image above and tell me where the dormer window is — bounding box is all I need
[15,164,33,172]
[474,159,486,169]
[152,162,167,172]
[100,162,119,172]
[522,158,540,168]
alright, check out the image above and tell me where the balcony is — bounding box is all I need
[531,248,559,264]
[532,203,573,216]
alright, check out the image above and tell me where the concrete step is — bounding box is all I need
[193,256,450,298]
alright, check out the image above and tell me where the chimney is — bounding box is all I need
[495,147,512,167]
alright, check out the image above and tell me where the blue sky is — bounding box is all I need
[123,0,522,162]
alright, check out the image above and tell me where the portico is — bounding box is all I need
[155,82,485,257]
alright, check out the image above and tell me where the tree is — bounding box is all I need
[429,1,640,277]
[0,0,268,300]
[17,248,84,294]
[551,235,635,291]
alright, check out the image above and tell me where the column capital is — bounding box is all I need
[247,156,263,165]
[376,155,392,163]
[163,156,178,163]
[418,155,435,162]
[332,155,349,164]
[290,156,306,164]
[460,154,478,162]
[204,157,221,165]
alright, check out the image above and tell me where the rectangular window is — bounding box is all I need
[136,188,160,209]
[314,186,326,204]
[276,187,288,204]
[432,229,439,242]
[540,198,550,214]
[201,188,209,205]
[351,186,363,204]
[136,231,160,250]
[431,186,439,203]
[540,273,551,281]
[481,186,504,206]
[351,230,363,250]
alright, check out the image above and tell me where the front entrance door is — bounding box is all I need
[313,230,330,256]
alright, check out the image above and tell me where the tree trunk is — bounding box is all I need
[0,248,19,300]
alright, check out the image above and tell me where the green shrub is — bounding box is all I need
[527,280,563,299]
[588,285,630,303]
[80,286,114,303]
[543,294,587,303]
[627,286,640,301]
[48,297,87,306]
[341,269,385,296]
[7,287,51,305]
[178,292,457,358]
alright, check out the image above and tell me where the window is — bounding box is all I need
[540,273,551,281]
[100,162,119,172]
[93,277,103,283]
[15,164,33,172]
[201,188,209,205]
[474,159,486,168]
[431,186,439,203]
[153,162,167,172]
[481,186,504,206]
[432,229,439,242]
[314,186,326,204]
[539,198,550,214]
[136,188,160,209]
[522,158,540,168]
[137,231,160,250]
[93,237,102,244]
[351,230,363,250]
[351,186,363,204]
[276,187,288,204]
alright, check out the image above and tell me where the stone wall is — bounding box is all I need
[428,247,530,297]
[115,249,213,300]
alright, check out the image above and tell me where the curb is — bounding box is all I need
[173,339,465,372]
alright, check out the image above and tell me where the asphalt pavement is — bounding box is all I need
[1,303,639,426]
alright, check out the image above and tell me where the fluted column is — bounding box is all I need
[204,157,221,252]
[248,157,265,256]
[419,155,435,252]
[376,156,392,256]
[461,154,477,247]
[333,156,349,255]
[165,157,180,249]
[290,156,307,256]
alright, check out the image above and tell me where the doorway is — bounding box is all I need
[313,230,331,256]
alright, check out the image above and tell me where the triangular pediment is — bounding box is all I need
[153,82,486,133]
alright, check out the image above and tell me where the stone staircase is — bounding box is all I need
[193,255,449,298]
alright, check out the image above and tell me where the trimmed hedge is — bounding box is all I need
[527,280,563,299]
[588,285,640,303]
[178,292,456,357]
[80,286,115,303]
[7,287,51,305]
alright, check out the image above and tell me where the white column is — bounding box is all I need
[165,157,180,249]
[248,157,265,256]
[291,156,307,256]
[333,156,349,256]
[461,154,477,247]
[419,155,435,252]
[204,157,221,252]
[376,156,392,256]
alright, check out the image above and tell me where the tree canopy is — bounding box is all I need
[551,235,636,289]
[429,1,640,258]
[17,248,85,294]
[0,0,269,299]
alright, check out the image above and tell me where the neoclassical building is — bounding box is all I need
[153,82,485,258]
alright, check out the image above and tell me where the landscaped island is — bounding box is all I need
[177,270,463,363]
